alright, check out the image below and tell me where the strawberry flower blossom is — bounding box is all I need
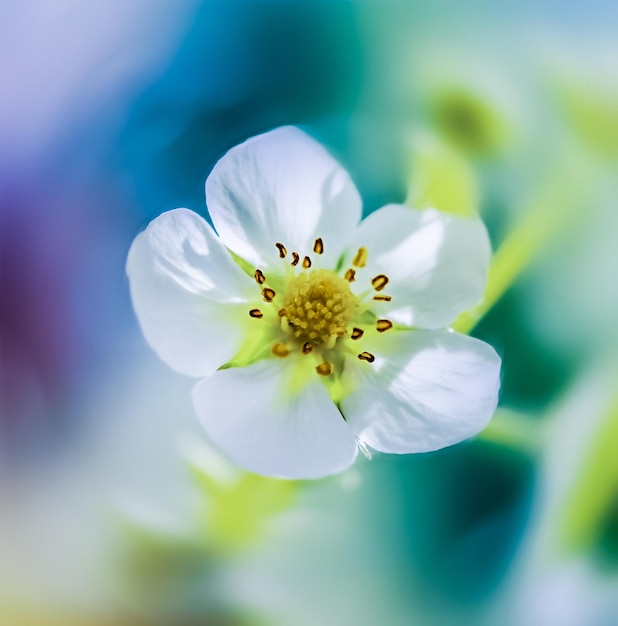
[127,127,501,479]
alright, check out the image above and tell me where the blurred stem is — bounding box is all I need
[453,166,583,334]
[453,158,588,454]
[558,391,618,555]
[405,131,479,217]
[477,408,541,453]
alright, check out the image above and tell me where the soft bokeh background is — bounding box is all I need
[2,1,618,624]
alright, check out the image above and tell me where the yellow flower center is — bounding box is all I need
[245,237,394,378]
[282,269,357,347]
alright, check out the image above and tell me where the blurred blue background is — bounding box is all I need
[2,1,618,624]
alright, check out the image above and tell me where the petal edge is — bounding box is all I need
[193,360,358,479]
[126,208,254,377]
[341,329,501,453]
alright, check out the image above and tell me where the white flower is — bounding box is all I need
[126,126,501,479]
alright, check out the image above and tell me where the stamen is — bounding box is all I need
[352,246,368,268]
[344,268,356,282]
[316,361,333,376]
[291,252,300,266]
[282,269,357,347]
[376,319,393,333]
[254,269,266,285]
[249,308,263,319]
[313,238,324,254]
[262,288,276,302]
[373,294,392,302]
[278,308,286,317]
[272,343,289,358]
[351,327,364,340]
[302,342,313,354]
[275,243,287,258]
[302,256,312,269]
[371,274,389,291]
[358,351,375,363]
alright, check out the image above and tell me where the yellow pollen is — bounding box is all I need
[249,308,263,318]
[254,269,266,284]
[352,246,368,268]
[351,327,364,340]
[344,268,356,282]
[272,343,289,358]
[282,269,357,347]
[313,238,324,254]
[358,351,375,363]
[373,294,392,302]
[262,287,276,302]
[316,361,334,376]
[275,243,287,258]
[371,274,389,291]
[291,252,300,266]
[302,256,312,269]
[376,319,393,332]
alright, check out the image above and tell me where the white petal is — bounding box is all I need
[341,330,501,453]
[127,208,255,377]
[206,126,362,270]
[346,205,491,328]
[193,359,358,479]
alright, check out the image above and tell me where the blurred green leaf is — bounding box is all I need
[189,457,300,552]
[556,82,618,159]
